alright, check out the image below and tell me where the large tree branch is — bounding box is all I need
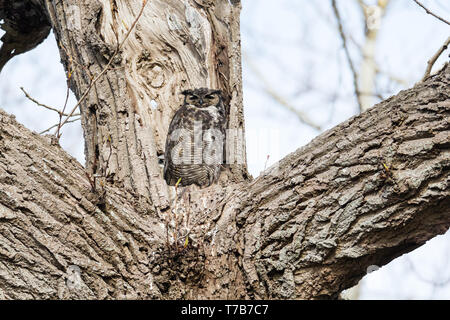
[0,110,167,299]
[233,63,450,298]
[1,64,449,299]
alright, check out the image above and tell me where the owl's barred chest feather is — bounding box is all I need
[190,105,223,123]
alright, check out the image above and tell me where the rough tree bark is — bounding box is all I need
[0,0,449,299]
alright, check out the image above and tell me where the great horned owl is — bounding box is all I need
[163,88,226,188]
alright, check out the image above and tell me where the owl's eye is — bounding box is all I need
[189,95,198,100]
[205,94,214,99]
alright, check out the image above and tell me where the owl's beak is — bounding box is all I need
[199,98,204,106]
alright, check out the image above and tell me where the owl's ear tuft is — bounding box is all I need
[181,89,193,96]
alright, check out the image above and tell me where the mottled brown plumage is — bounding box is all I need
[164,88,227,188]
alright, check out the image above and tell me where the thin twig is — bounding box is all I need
[331,0,364,112]
[59,41,94,78]
[173,181,181,251]
[422,36,450,81]
[39,117,81,135]
[59,0,148,130]
[20,87,79,117]
[104,135,113,176]
[184,192,191,248]
[56,42,77,139]
[56,74,73,138]
[413,0,450,26]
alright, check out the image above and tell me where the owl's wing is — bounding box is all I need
[163,106,193,183]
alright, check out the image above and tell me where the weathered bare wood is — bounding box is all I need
[43,0,248,212]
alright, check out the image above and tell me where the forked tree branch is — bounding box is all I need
[422,36,450,81]
[1,63,448,299]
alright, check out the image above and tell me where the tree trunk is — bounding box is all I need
[0,0,449,299]
[46,0,248,205]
